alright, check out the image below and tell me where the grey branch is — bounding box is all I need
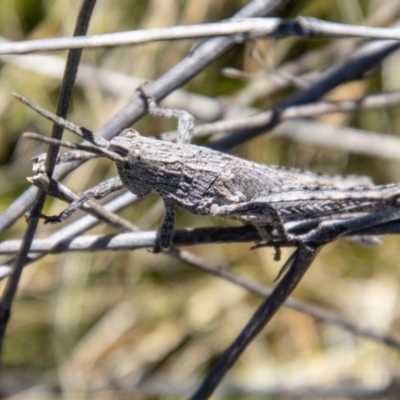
[188,91,400,139]
[4,17,400,55]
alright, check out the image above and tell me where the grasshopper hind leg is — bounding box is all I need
[210,200,298,259]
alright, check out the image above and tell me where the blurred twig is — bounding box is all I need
[136,374,400,398]
[271,119,400,161]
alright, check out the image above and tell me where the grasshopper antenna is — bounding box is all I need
[13,92,109,148]
[23,132,125,163]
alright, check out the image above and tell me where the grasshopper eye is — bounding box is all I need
[126,147,147,166]
[132,148,144,160]
[121,129,140,138]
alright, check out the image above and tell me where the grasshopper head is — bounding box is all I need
[109,129,141,157]
[110,129,157,198]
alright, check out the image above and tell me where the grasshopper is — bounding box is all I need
[22,92,400,254]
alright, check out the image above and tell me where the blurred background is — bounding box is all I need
[0,0,400,398]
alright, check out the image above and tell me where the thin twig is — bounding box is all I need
[213,36,400,151]
[232,1,400,106]
[0,0,97,357]
[166,91,400,139]
[2,205,400,255]
[0,191,137,280]
[4,17,400,55]
[191,245,319,400]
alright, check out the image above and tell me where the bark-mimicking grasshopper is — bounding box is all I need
[22,91,400,254]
